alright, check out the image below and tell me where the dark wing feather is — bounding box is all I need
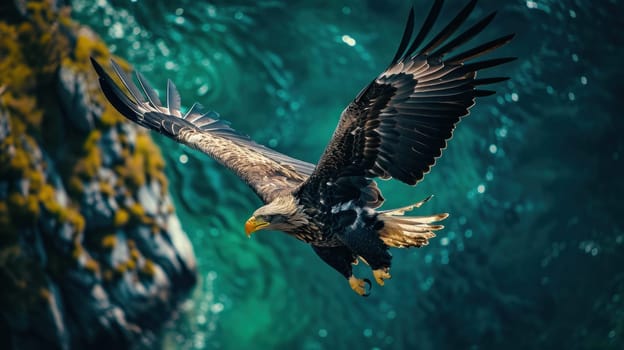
[91,58,315,203]
[298,0,514,199]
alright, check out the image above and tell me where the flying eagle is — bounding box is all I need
[92,0,514,296]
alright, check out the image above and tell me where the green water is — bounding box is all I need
[73,0,623,349]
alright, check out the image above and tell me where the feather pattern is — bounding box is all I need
[298,0,514,201]
[91,58,315,203]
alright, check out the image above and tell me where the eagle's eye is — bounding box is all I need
[257,214,285,224]
[271,215,286,224]
[255,214,271,223]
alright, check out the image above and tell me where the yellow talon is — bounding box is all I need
[373,268,391,286]
[348,276,371,296]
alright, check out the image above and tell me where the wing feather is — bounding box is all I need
[402,0,444,60]
[419,0,478,54]
[91,58,314,203]
[166,79,181,117]
[298,0,514,199]
[136,71,162,107]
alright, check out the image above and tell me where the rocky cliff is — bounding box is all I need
[0,1,197,348]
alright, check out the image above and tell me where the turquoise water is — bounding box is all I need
[74,0,622,349]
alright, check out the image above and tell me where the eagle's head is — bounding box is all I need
[244,195,306,236]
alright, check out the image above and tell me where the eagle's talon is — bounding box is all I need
[373,268,391,286]
[349,276,372,296]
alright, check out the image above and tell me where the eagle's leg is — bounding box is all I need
[312,245,371,296]
[341,225,393,287]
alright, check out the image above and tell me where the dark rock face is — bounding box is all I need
[0,2,197,349]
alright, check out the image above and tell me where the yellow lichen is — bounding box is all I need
[74,31,108,64]
[114,263,127,275]
[101,234,117,249]
[114,209,129,227]
[154,172,168,190]
[142,217,155,226]
[99,104,124,127]
[0,23,36,94]
[17,1,68,79]
[27,169,44,193]
[84,258,100,274]
[74,147,101,179]
[124,154,146,188]
[9,147,29,172]
[83,129,101,152]
[136,132,167,177]
[128,203,144,218]
[147,154,166,171]
[99,180,114,197]
[39,184,61,214]
[40,188,86,234]
[116,131,169,191]
[129,247,140,261]
[3,94,43,128]
[25,194,40,218]
[72,243,83,260]
[37,184,85,235]
[140,259,156,277]
[63,208,85,233]
[134,133,152,154]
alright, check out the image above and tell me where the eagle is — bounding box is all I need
[91,0,514,296]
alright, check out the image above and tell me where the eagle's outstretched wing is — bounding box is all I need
[91,58,314,203]
[298,0,514,199]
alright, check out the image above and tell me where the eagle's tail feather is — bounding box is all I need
[377,197,448,248]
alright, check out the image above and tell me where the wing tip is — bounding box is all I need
[390,6,416,65]
[90,57,144,124]
[474,89,496,97]
[390,0,515,67]
[474,76,510,85]
[90,56,105,77]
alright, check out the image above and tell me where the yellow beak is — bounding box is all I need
[244,216,269,237]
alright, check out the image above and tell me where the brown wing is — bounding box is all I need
[91,58,314,203]
[298,0,514,199]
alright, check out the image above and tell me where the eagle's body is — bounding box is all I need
[92,0,514,295]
